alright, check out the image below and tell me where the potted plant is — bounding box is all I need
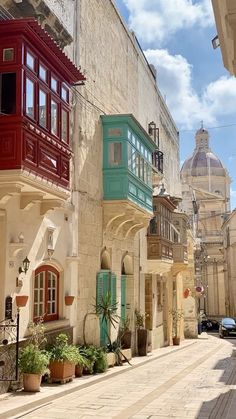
[48,333,79,383]
[79,344,98,374]
[171,309,184,345]
[119,316,132,349]
[94,292,120,346]
[19,344,50,392]
[93,347,108,373]
[18,318,49,392]
[74,346,90,377]
[135,309,148,356]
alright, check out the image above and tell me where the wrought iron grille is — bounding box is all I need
[0,312,19,381]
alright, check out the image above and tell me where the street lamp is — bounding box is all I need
[18,257,30,274]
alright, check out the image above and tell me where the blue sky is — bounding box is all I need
[115,0,236,210]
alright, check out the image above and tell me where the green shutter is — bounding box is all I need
[96,271,110,346]
[110,273,117,307]
[121,275,126,324]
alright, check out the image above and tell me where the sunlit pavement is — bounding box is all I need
[2,334,236,418]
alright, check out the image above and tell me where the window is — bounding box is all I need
[34,266,59,322]
[51,99,58,136]
[109,142,122,166]
[3,48,14,62]
[149,217,158,234]
[25,77,35,119]
[61,85,69,102]
[0,73,16,114]
[39,64,47,83]
[39,89,47,128]
[61,109,68,142]
[26,51,35,71]
[51,76,58,93]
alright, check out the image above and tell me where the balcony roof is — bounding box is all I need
[0,18,86,84]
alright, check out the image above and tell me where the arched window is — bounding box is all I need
[34,265,59,322]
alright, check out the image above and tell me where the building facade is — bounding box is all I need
[181,127,230,318]
[0,0,194,392]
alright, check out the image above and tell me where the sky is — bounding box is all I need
[115,0,236,210]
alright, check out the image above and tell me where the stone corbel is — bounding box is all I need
[0,185,21,204]
[20,192,44,210]
[40,199,63,216]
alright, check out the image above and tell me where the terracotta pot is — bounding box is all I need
[173,336,180,346]
[75,364,83,377]
[15,295,28,307]
[49,360,75,380]
[64,296,75,306]
[137,328,148,356]
[23,373,41,392]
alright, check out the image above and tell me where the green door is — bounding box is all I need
[121,275,126,325]
[96,271,117,346]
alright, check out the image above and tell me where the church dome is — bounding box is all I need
[181,127,226,177]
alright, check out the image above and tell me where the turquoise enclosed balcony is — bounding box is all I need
[101,114,156,239]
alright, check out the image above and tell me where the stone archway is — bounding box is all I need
[101,248,111,270]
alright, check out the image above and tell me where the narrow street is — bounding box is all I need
[4,334,236,419]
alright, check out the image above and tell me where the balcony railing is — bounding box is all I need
[173,243,188,264]
[152,150,164,173]
[147,236,173,261]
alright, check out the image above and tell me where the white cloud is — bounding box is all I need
[123,0,214,46]
[145,49,212,128]
[231,188,236,197]
[145,50,236,130]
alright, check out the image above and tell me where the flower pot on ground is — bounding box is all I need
[171,309,184,345]
[119,316,132,349]
[93,347,108,373]
[75,347,89,377]
[137,328,148,356]
[18,344,50,392]
[172,336,181,346]
[135,309,148,356]
[47,333,79,383]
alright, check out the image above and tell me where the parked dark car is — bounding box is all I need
[219,317,236,338]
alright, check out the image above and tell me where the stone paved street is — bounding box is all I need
[2,334,236,419]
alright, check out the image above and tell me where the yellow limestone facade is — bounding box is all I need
[0,0,191,367]
[212,1,236,319]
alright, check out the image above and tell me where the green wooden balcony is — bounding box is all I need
[102,114,156,238]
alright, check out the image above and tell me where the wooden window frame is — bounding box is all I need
[34,265,59,322]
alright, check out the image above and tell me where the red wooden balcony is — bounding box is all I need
[0,19,85,199]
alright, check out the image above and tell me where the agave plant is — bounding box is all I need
[94,292,120,328]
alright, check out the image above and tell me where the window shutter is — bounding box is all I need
[110,272,117,307]
[121,275,126,324]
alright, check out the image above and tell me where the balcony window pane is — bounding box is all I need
[109,142,121,166]
[26,78,35,119]
[135,152,140,177]
[128,143,132,171]
[39,90,47,128]
[131,147,136,173]
[51,100,58,136]
[61,85,68,102]
[61,109,68,142]
[39,64,47,82]
[150,217,157,234]
[140,157,144,181]
[26,52,35,71]
[51,76,58,93]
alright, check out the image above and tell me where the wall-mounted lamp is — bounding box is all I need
[18,256,30,274]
